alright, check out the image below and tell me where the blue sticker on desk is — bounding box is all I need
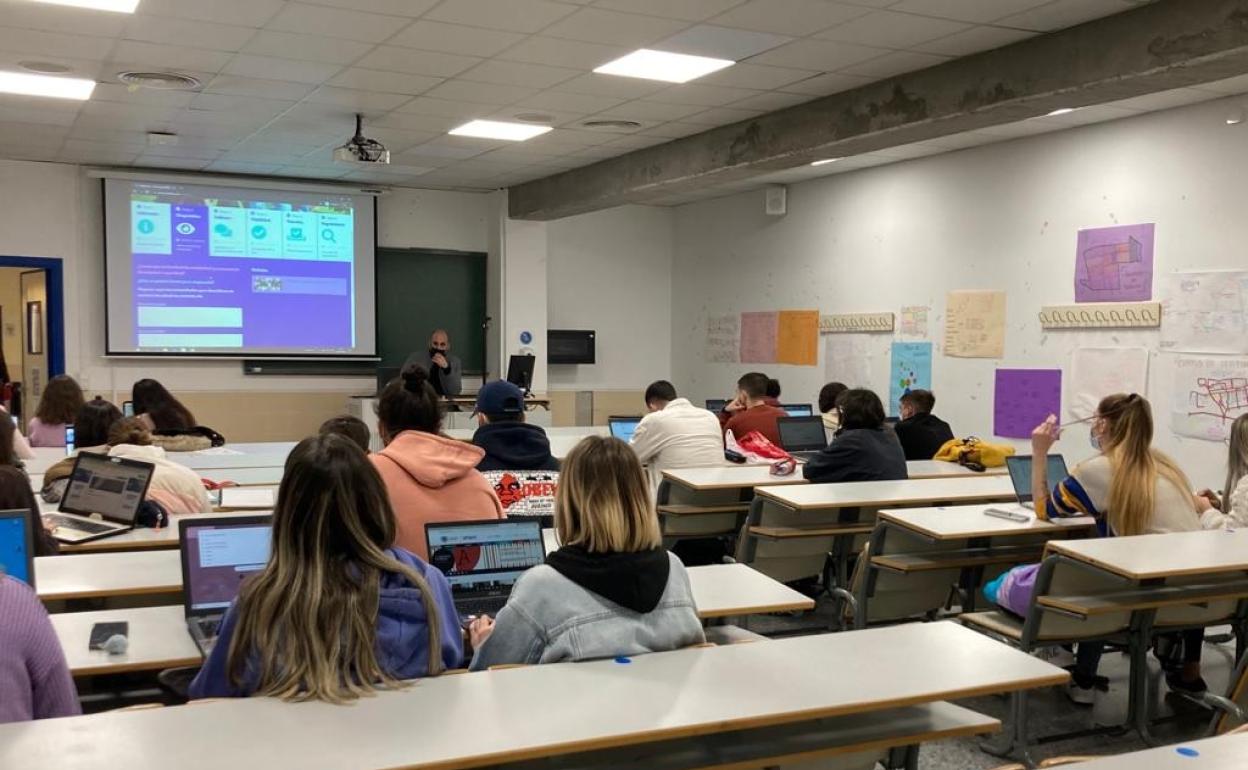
[520,331,532,345]
[614,657,631,665]
[1176,747,1199,758]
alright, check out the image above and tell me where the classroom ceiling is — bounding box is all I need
[0,0,1170,193]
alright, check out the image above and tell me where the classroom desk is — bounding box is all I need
[6,622,1066,770]
[444,426,608,441]
[58,510,274,554]
[905,460,1006,479]
[878,504,1094,542]
[179,442,296,471]
[1037,733,1248,770]
[1045,529,1248,580]
[52,605,202,677]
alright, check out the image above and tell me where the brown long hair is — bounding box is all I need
[1096,393,1194,536]
[35,375,84,425]
[555,436,661,553]
[226,433,445,702]
[131,379,195,432]
[1225,414,1248,513]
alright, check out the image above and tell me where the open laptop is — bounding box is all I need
[1005,454,1070,510]
[608,415,642,443]
[705,398,728,413]
[777,416,828,461]
[180,516,272,656]
[781,403,814,417]
[425,519,545,622]
[46,453,155,545]
[0,509,34,588]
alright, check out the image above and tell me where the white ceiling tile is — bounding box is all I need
[352,127,440,152]
[137,0,286,27]
[838,50,950,79]
[729,90,810,111]
[190,93,296,117]
[65,126,149,146]
[513,90,626,113]
[913,25,1036,56]
[423,0,579,33]
[996,0,1142,31]
[377,110,467,133]
[136,155,213,170]
[816,10,971,48]
[495,37,627,70]
[887,0,1052,24]
[109,41,235,73]
[1032,104,1143,126]
[304,86,414,111]
[123,16,257,52]
[265,3,410,43]
[697,63,816,90]
[648,82,761,107]
[457,60,582,89]
[0,51,104,81]
[540,8,691,47]
[295,0,439,17]
[556,73,668,100]
[138,143,230,161]
[242,31,374,65]
[0,27,116,61]
[0,3,128,37]
[423,79,539,105]
[592,0,747,22]
[222,55,344,84]
[0,121,69,142]
[709,0,870,36]
[414,136,504,158]
[327,68,443,95]
[680,105,765,125]
[593,100,707,121]
[387,21,524,56]
[85,83,194,108]
[657,24,790,60]
[1107,88,1218,112]
[202,76,318,100]
[778,71,874,96]
[749,39,889,70]
[205,160,286,174]
[399,97,501,118]
[355,47,481,78]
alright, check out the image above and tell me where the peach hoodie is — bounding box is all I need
[370,430,505,560]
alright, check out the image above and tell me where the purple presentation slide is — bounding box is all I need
[129,190,356,353]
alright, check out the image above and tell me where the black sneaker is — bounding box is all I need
[1165,671,1208,694]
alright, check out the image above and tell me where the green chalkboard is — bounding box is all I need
[376,248,488,375]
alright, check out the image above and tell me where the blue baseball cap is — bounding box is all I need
[474,380,524,416]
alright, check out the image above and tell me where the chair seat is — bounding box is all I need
[961,611,1024,640]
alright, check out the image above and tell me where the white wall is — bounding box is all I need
[672,95,1248,488]
[546,205,674,391]
[0,158,495,397]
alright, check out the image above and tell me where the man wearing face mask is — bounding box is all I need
[403,329,463,398]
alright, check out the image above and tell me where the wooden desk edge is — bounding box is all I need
[1044,542,1248,580]
[40,585,182,602]
[697,600,815,619]
[71,655,202,678]
[756,489,1014,510]
[878,512,1094,541]
[61,539,179,554]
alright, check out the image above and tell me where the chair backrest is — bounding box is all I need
[853,523,963,626]
[1213,651,1248,735]
[1153,574,1243,629]
[1023,556,1135,643]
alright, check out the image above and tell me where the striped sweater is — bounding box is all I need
[1040,454,1200,536]
[0,577,80,723]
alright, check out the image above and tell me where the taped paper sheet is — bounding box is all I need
[739,311,778,363]
[945,290,1006,358]
[1075,223,1154,303]
[1171,355,1248,442]
[824,336,873,390]
[777,310,818,366]
[704,314,739,363]
[1160,271,1248,354]
[1068,348,1149,422]
[889,342,932,415]
[994,369,1062,439]
[899,305,929,339]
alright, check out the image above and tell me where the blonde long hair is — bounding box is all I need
[555,436,661,553]
[1225,414,1248,513]
[227,433,444,702]
[1096,393,1194,536]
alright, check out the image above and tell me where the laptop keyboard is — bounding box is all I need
[457,595,507,619]
[46,514,115,534]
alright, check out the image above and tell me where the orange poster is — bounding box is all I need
[776,310,819,366]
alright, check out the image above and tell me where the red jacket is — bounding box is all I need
[724,404,787,447]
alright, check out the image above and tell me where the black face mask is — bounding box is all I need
[429,347,443,357]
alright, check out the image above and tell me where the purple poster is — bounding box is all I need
[1074,223,1154,302]
[994,369,1062,439]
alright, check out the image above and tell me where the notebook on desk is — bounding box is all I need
[180,516,273,656]
[46,453,155,545]
[0,509,34,588]
[218,487,277,510]
[426,519,545,623]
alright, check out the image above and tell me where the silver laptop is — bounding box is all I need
[425,519,545,623]
[47,453,155,544]
[607,415,642,443]
[180,516,272,656]
[777,415,828,460]
[1005,454,1069,510]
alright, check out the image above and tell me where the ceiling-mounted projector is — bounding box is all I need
[333,113,389,164]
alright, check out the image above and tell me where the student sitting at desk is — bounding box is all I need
[189,433,462,702]
[629,380,723,494]
[372,365,503,561]
[1031,394,1207,700]
[722,372,787,446]
[803,389,907,484]
[39,397,120,503]
[894,389,955,460]
[818,381,848,437]
[0,576,79,723]
[468,437,704,670]
[0,465,55,556]
[132,379,217,452]
[1195,413,1248,528]
[319,414,372,453]
[27,374,83,448]
[106,418,213,515]
[471,380,558,473]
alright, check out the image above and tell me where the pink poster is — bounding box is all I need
[1074,223,1154,303]
[739,312,778,363]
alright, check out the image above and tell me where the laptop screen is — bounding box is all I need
[60,452,154,523]
[781,403,814,417]
[705,398,728,413]
[0,510,33,587]
[182,518,272,613]
[777,416,827,452]
[426,520,544,593]
[608,417,641,442]
[1006,455,1070,504]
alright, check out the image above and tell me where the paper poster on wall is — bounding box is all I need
[899,305,929,339]
[1068,348,1149,422]
[824,336,873,390]
[739,311,778,363]
[889,342,932,414]
[777,310,818,366]
[1075,223,1154,303]
[944,290,1006,358]
[994,368,1062,439]
[1170,355,1248,442]
[704,314,740,363]
[1160,271,1248,354]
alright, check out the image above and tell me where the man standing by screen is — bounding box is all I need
[405,329,463,398]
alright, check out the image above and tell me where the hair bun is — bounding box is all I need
[401,365,428,393]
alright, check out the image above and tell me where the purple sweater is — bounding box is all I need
[0,577,80,723]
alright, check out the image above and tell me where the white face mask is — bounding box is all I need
[1090,425,1102,451]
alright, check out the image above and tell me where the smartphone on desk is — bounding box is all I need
[88,622,128,650]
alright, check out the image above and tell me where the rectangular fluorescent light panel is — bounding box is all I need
[0,71,95,100]
[810,158,840,167]
[594,49,734,84]
[33,0,140,11]
[448,120,552,141]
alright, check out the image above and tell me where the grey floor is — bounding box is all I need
[746,599,1239,769]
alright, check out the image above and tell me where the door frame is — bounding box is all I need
[0,256,64,376]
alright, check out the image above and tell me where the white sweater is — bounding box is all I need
[629,399,725,494]
[1200,476,1248,530]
